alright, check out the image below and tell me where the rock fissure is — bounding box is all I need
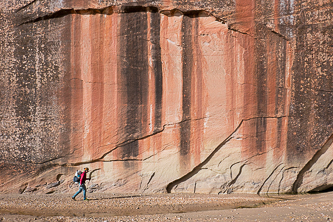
[68,117,209,166]
[217,153,232,168]
[71,157,150,166]
[165,116,288,193]
[257,163,283,195]
[15,0,38,13]
[229,161,242,179]
[228,163,247,186]
[325,159,333,170]
[267,27,290,41]
[227,26,251,36]
[198,167,223,176]
[278,167,297,194]
[142,172,155,192]
[266,166,285,194]
[244,116,288,122]
[17,9,76,26]
[292,133,333,193]
[166,119,244,193]
[228,23,290,41]
[14,3,291,43]
[146,172,155,187]
[16,6,218,27]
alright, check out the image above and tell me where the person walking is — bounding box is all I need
[72,167,89,201]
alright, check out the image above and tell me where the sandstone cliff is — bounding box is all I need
[0,0,332,195]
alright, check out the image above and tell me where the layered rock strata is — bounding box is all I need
[0,0,332,194]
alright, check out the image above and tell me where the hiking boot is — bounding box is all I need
[84,198,89,201]
[72,197,76,201]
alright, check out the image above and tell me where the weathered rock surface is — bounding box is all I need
[0,0,332,195]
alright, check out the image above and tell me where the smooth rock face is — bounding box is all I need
[0,0,332,195]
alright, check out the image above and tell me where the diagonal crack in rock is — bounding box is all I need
[69,117,208,166]
[278,167,297,194]
[15,0,38,13]
[166,119,244,193]
[257,163,283,195]
[292,133,333,193]
[228,163,247,186]
[166,115,288,193]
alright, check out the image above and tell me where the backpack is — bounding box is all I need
[73,170,82,183]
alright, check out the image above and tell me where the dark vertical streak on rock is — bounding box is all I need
[119,9,148,160]
[255,27,268,153]
[287,24,310,161]
[180,15,192,158]
[14,23,36,161]
[256,117,267,153]
[14,25,35,124]
[150,10,163,131]
[122,141,139,169]
[277,117,282,149]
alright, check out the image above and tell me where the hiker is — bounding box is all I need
[72,167,89,201]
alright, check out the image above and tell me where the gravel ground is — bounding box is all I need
[0,192,332,221]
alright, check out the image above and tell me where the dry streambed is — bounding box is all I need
[0,193,276,217]
[0,192,332,221]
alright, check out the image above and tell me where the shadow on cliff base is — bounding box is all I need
[308,184,333,194]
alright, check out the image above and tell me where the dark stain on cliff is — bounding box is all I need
[10,14,65,164]
[277,117,283,149]
[13,24,36,162]
[287,24,315,160]
[255,117,267,153]
[149,9,163,132]
[121,141,139,169]
[14,28,35,123]
[119,10,148,159]
[180,15,193,159]
[255,26,268,153]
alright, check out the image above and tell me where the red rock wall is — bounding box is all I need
[0,0,332,194]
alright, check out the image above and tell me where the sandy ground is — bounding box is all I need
[0,191,332,221]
